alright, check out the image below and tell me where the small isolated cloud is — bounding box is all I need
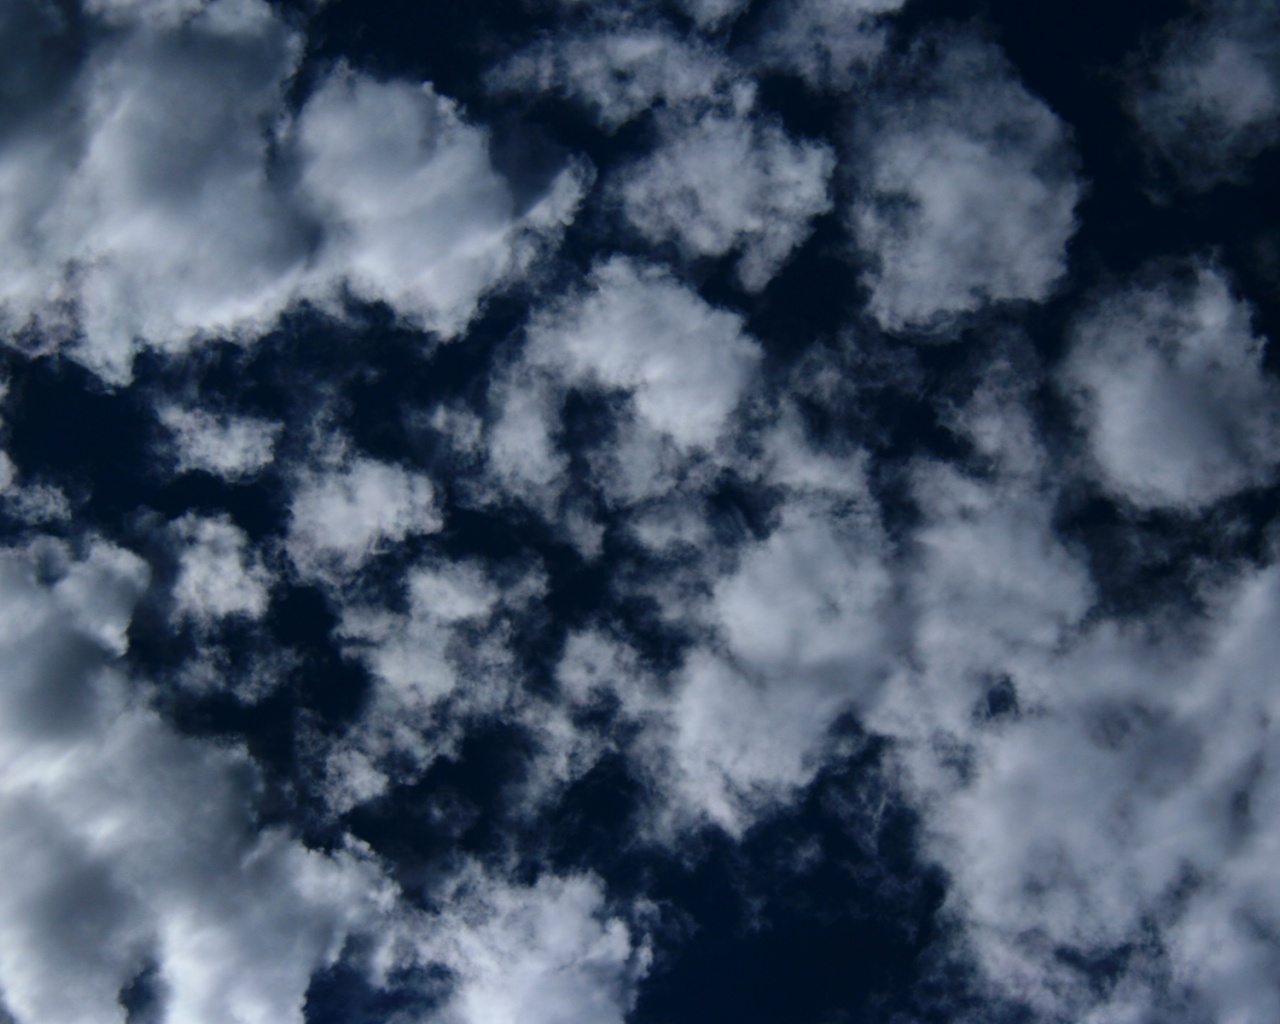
[487,26,745,131]
[158,405,280,480]
[754,0,906,89]
[287,457,443,579]
[849,34,1082,332]
[170,513,271,626]
[1061,262,1280,510]
[614,110,834,291]
[1130,0,1280,192]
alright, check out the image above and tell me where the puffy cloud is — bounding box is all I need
[169,513,271,626]
[918,559,1280,1024]
[849,35,1082,332]
[614,110,835,291]
[1130,0,1280,192]
[158,405,280,480]
[526,257,761,452]
[402,869,651,1024]
[294,67,587,337]
[664,503,891,834]
[487,26,746,130]
[287,457,443,579]
[1061,263,1280,510]
[322,558,546,811]
[755,0,906,89]
[0,0,584,383]
[0,538,386,1024]
[479,257,761,518]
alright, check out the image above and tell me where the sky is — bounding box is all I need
[1,0,1279,1022]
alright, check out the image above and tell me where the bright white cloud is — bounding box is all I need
[287,457,443,579]
[1061,263,1280,510]
[158,405,280,480]
[662,502,891,834]
[1130,0,1280,191]
[526,257,761,452]
[170,513,271,626]
[849,35,1082,331]
[0,0,585,383]
[323,558,546,811]
[615,110,834,291]
[403,869,651,1024]
[295,67,586,338]
[0,538,386,1024]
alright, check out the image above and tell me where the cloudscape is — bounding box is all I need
[1,0,1279,1022]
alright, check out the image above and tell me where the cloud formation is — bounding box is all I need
[0,0,583,383]
[849,35,1082,332]
[1062,262,1280,510]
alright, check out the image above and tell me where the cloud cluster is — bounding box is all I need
[0,539,385,1024]
[0,0,583,383]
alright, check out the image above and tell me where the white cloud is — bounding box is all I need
[661,501,891,834]
[322,558,546,812]
[0,0,585,383]
[526,257,761,452]
[918,560,1280,1024]
[849,35,1082,332]
[158,405,280,480]
[400,869,651,1024]
[1061,263,1280,510]
[287,457,443,579]
[1130,0,1280,191]
[0,538,387,1024]
[755,0,906,89]
[487,25,747,130]
[170,513,271,626]
[294,67,586,337]
[614,110,834,291]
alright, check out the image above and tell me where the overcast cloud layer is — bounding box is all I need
[2,1,1279,1023]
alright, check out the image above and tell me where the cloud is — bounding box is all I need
[321,557,546,812]
[918,558,1280,1024]
[0,0,585,383]
[478,257,761,521]
[526,257,761,453]
[286,457,443,580]
[487,25,745,130]
[157,405,281,480]
[401,869,651,1024]
[0,538,387,1024]
[848,34,1082,332]
[169,513,271,627]
[754,0,906,89]
[614,109,835,291]
[1061,262,1280,510]
[294,67,586,337]
[1129,0,1280,192]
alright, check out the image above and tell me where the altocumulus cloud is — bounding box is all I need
[2,0,1280,1023]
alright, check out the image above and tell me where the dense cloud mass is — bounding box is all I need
[1,1,1279,1023]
